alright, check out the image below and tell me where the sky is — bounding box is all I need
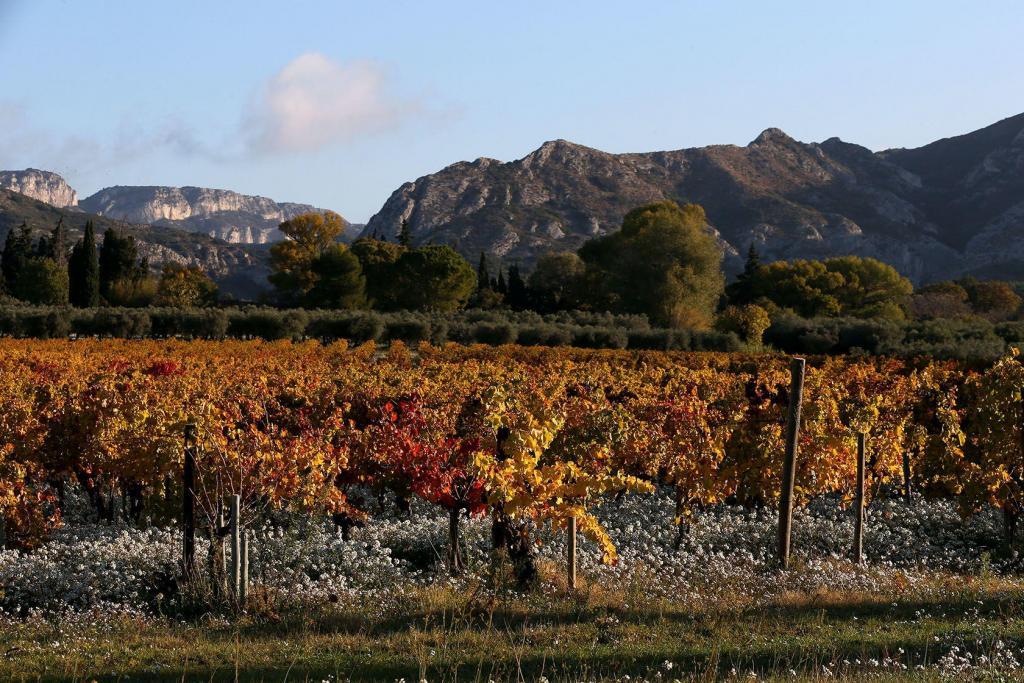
[1,0,1022,222]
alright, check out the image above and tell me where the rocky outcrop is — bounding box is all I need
[0,169,78,208]
[881,113,1024,278]
[79,186,344,245]
[363,113,1024,283]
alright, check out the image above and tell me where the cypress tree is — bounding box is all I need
[507,263,528,310]
[397,219,412,247]
[48,217,68,265]
[477,252,491,291]
[744,242,762,272]
[726,242,764,306]
[496,269,508,296]
[35,234,50,259]
[1,222,33,295]
[68,220,101,307]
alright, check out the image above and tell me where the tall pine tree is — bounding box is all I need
[725,242,764,306]
[68,220,101,307]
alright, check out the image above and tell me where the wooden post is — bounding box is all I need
[216,502,227,595]
[182,424,197,577]
[240,528,249,609]
[902,452,912,502]
[229,494,241,602]
[207,500,222,595]
[777,357,805,569]
[447,507,463,574]
[852,432,866,564]
[567,516,577,591]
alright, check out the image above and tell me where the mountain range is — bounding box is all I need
[0,169,361,246]
[363,112,1024,283]
[2,112,1023,299]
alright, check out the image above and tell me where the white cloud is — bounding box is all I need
[244,52,417,155]
[0,53,429,179]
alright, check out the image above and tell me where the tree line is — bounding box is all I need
[273,201,1024,350]
[5,200,1023,356]
[1,220,218,308]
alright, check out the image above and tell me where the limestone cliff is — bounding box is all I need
[0,169,78,208]
[79,186,344,244]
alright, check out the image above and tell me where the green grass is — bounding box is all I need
[3,571,1024,682]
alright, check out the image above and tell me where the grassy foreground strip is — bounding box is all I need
[3,576,1022,682]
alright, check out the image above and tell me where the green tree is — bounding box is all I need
[68,220,101,307]
[738,259,842,317]
[825,256,913,319]
[156,263,219,308]
[579,201,724,328]
[476,252,491,291]
[725,243,763,306]
[506,264,529,310]
[269,211,346,304]
[470,251,505,308]
[305,244,366,309]
[397,218,412,247]
[1,222,33,294]
[106,278,158,307]
[959,278,1022,322]
[350,237,406,309]
[15,257,69,305]
[528,252,585,312]
[731,256,912,320]
[99,228,143,300]
[715,304,771,345]
[37,217,69,265]
[392,245,476,311]
[348,238,480,312]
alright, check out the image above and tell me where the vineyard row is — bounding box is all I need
[1,339,1021,579]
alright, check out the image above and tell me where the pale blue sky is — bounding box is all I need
[1,0,1022,221]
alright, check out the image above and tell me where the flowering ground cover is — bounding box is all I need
[3,491,1024,681]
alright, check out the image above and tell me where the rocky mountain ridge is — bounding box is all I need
[362,113,1024,283]
[0,169,79,208]
[0,171,352,246]
[78,185,338,245]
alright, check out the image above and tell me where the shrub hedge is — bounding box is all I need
[0,304,1019,359]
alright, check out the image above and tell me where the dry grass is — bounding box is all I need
[3,572,1024,682]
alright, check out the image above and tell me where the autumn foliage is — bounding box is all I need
[0,338,1021,561]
